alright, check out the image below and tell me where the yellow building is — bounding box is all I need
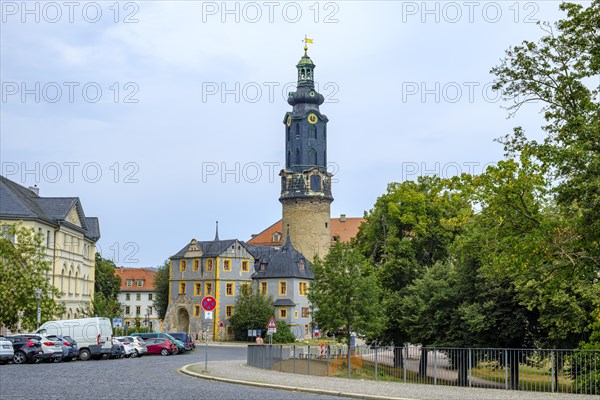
[0,176,100,318]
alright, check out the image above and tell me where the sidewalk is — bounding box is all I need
[179,360,598,400]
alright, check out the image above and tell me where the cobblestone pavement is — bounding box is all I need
[183,359,600,400]
[0,346,340,400]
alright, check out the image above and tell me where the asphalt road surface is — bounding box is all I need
[0,345,342,400]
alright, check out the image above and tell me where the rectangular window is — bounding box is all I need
[205,282,212,296]
[125,306,130,315]
[148,293,153,301]
[260,282,268,295]
[305,325,309,335]
[126,279,133,287]
[194,305,200,317]
[226,305,233,317]
[136,293,141,301]
[302,307,309,318]
[125,293,130,301]
[226,326,233,335]
[226,282,234,296]
[279,281,287,296]
[179,282,186,294]
[148,307,153,315]
[241,260,249,272]
[136,306,141,315]
[194,283,202,296]
[299,282,308,296]
[137,279,143,287]
[193,259,199,271]
[223,259,231,271]
[280,309,287,318]
[207,259,213,271]
[295,311,298,319]
[180,260,187,272]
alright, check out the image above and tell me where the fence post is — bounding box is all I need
[468,348,472,387]
[293,345,296,374]
[374,347,378,381]
[433,347,437,386]
[403,346,407,384]
[307,345,311,376]
[504,349,509,390]
[551,351,555,393]
[327,344,330,377]
[280,345,283,372]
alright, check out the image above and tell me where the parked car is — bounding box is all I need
[131,333,185,354]
[167,332,195,351]
[5,336,43,364]
[0,336,15,364]
[114,337,136,358]
[144,337,177,356]
[47,335,79,361]
[36,317,112,361]
[109,339,125,359]
[122,336,147,357]
[12,334,62,362]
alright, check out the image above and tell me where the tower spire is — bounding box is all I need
[214,221,219,241]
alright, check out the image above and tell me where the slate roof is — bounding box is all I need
[171,239,240,259]
[274,299,296,307]
[0,175,101,242]
[251,236,314,280]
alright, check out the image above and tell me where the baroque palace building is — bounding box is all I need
[164,46,362,340]
[0,176,101,319]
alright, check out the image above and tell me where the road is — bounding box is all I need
[0,345,341,400]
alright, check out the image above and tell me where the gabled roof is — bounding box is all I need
[247,217,364,246]
[0,175,100,242]
[171,238,246,259]
[251,236,314,280]
[115,267,157,291]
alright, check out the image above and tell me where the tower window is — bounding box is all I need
[309,125,316,139]
[310,175,321,191]
[295,148,300,164]
[286,151,290,168]
[295,123,300,139]
[308,148,317,165]
[272,232,281,242]
[287,126,290,141]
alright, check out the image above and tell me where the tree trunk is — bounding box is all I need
[418,347,428,378]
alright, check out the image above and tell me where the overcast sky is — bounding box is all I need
[1,1,587,267]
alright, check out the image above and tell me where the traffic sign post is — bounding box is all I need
[201,296,217,372]
[201,296,216,311]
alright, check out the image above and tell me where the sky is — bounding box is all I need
[1,0,589,267]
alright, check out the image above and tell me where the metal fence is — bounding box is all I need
[247,345,599,396]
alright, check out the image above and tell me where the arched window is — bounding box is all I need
[295,123,300,139]
[295,148,300,164]
[308,148,317,165]
[60,265,66,293]
[309,125,316,139]
[286,126,290,142]
[286,150,291,167]
[75,269,79,295]
[68,269,72,294]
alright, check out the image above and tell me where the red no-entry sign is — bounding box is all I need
[201,296,216,311]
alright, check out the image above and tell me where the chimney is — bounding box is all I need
[340,214,346,222]
[28,185,39,196]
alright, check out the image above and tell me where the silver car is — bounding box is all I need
[0,336,14,364]
[123,336,147,357]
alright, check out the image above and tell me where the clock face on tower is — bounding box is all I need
[286,116,292,126]
[308,113,318,124]
[309,90,316,97]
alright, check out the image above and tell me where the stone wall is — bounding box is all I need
[281,198,331,261]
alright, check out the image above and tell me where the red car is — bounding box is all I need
[144,338,177,356]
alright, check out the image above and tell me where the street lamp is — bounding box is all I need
[34,288,42,330]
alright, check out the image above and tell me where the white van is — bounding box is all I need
[36,317,112,361]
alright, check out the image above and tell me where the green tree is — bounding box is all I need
[272,320,296,344]
[308,241,384,376]
[229,284,274,341]
[153,260,170,320]
[0,224,64,330]
[77,253,121,319]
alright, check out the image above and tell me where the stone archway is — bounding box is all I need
[176,307,190,333]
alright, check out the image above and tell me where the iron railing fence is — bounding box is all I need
[247,345,599,396]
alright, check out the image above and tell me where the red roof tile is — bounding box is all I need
[115,267,157,291]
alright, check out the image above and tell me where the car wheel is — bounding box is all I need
[132,349,139,358]
[78,349,91,361]
[13,351,26,364]
[160,349,169,356]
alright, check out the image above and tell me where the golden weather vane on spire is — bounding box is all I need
[303,35,314,52]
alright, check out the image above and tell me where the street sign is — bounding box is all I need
[112,317,122,328]
[204,311,213,320]
[267,328,276,335]
[266,316,277,330]
[201,296,217,311]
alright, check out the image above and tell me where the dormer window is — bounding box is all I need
[298,261,305,270]
[260,263,267,271]
[137,279,143,287]
[126,279,133,287]
[272,232,281,243]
